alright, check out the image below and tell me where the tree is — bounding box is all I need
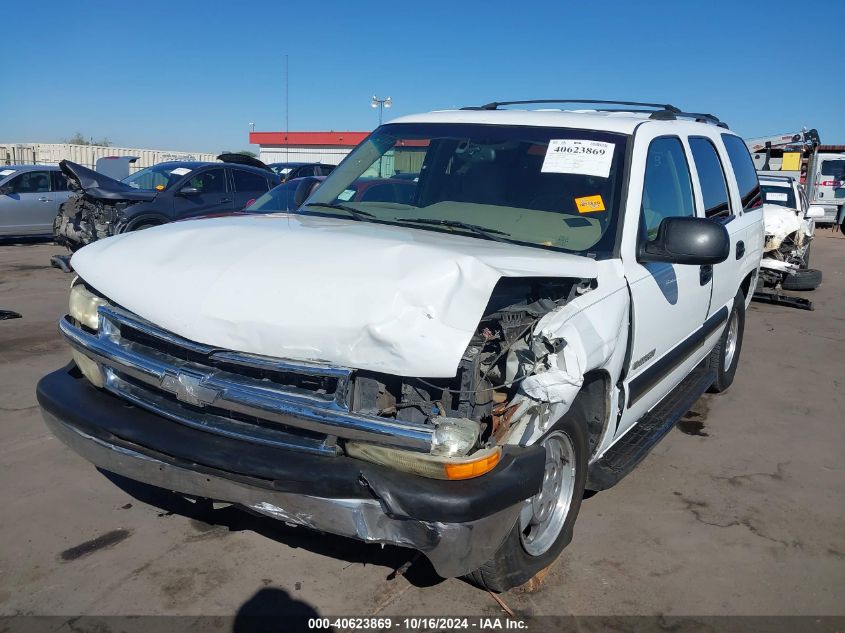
[64,133,112,147]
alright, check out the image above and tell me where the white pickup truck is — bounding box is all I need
[38,100,764,592]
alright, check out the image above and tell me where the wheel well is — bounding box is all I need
[740,270,755,299]
[126,217,165,231]
[575,370,611,457]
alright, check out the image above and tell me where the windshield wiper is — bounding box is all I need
[397,218,513,243]
[304,202,375,222]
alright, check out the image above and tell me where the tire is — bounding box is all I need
[781,268,822,291]
[466,409,588,592]
[707,290,745,393]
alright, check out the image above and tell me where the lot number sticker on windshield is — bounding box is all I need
[542,140,615,178]
[170,167,192,176]
[766,192,788,202]
[575,195,606,213]
[0,169,15,176]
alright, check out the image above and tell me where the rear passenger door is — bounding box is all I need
[718,135,763,307]
[687,136,743,316]
[231,168,271,209]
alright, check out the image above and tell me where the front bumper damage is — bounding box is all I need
[37,367,544,578]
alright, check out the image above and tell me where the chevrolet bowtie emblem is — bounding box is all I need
[160,372,220,407]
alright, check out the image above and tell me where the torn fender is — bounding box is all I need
[504,274,629,446]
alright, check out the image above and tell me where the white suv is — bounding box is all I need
[39,100,764,592]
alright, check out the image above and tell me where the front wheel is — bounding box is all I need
[707,290,745,393]
[466,414,587,592]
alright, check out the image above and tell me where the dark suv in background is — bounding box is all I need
[54,157,281,251]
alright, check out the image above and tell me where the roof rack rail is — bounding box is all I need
[462,99,729,128]
[466,99,681,112]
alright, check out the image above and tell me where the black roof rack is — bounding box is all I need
[462,99,729,128]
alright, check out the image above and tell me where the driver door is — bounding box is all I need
[173,167,233,219]
[618,135,713,436]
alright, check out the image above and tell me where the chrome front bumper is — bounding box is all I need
[42,409,521,578]
[60,307,437,454]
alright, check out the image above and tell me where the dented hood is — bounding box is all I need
[71,214,598,376]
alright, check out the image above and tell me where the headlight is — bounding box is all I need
[346,442,501,480]
[69,280,108,331]
[68,280,109,388]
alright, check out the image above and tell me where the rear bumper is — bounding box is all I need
[38,367,544,577]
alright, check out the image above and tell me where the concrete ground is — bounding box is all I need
[1,231,843,619]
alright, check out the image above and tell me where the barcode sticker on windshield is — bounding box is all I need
[170,167,192,176]
[766,192,788,202]
[542,140,615,178]
[0,169,15,176]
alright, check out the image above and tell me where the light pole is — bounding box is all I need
[371,95,392,126]
[249,122,255,132]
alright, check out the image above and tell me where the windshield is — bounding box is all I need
[123,163,196,190]
[0,168,17,182]
[301,123,629,256]
[761,184,796,208]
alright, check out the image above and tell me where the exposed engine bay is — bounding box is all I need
[53,160,154,251]
[758,204,817,289]
[349,276,592,454]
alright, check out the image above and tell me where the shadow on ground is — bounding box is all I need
[101,469,444,589]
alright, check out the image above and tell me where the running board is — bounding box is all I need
[587,364,716,490]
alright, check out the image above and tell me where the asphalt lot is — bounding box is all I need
[1,231,843,620]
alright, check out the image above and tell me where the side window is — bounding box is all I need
[640,137,695,240]
[722,134,762,210]
[52,171,70,191]
[689,137,731,218]
[318,165,335,176]
[8,171,51,193]
[232,169,270,193]
[187,168,226,193]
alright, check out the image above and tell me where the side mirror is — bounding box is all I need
[638,216,730,265]
[179,186,200,196]
[805,206,825,219]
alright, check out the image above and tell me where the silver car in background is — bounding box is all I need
[0,165,72,237]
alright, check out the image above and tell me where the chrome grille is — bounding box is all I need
[60,305,436,454]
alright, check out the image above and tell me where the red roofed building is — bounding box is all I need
[249,131,370,165]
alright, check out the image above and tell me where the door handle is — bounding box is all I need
[218,198,232,203]
[700,264,713,285]
[736,240,745,259]
[38,196,52,202]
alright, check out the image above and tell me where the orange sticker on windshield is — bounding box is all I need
[575,195,605,213]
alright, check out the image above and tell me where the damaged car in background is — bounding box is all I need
[758,175,824,292]
[38,100,763,592]
[53,154,281,251]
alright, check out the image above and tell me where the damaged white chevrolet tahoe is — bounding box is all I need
[38,100,764,592]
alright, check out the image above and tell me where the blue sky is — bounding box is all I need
[2,0,842,153]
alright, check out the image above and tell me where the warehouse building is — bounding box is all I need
[0,143,214,172]
[249,131,369,165]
